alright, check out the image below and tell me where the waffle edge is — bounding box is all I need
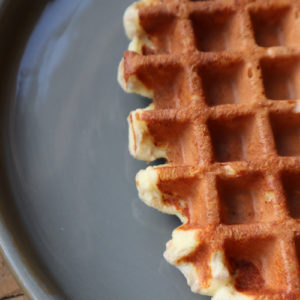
[118,0,300,299]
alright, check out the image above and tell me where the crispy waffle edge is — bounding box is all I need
[117,1,257,299]
[117,0,300,299]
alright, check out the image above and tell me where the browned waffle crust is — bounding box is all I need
[118,0,300,299]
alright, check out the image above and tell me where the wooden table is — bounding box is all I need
[0,255,27,299]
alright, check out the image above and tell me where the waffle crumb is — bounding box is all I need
[223,165,237,176]
[265,191,275,203]
[118,0,300,299]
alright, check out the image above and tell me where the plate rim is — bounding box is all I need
[0,1,59,299]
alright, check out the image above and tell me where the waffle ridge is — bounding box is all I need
[119,0,300,299]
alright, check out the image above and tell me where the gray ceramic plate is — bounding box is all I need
[0,0,210,299]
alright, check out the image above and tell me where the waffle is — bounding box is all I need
[118,0,300,299]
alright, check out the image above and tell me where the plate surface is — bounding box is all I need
[1,0,210,299]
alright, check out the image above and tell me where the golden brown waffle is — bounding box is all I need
[118,0,300,299]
